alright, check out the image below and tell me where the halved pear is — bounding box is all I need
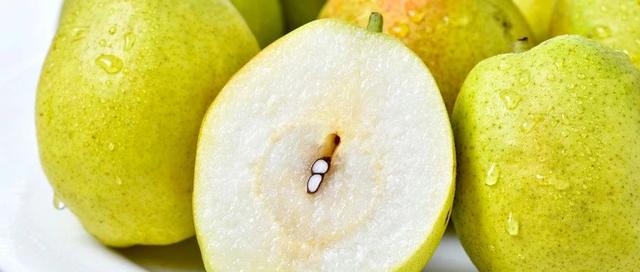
[194,18,455,271]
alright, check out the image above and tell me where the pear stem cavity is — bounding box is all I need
[513,37,531,53]
[367,12,384,33]
[307,134,340,194]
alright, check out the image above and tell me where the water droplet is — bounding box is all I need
[124,32,136,51]
[507,212,519,236]
[53,195,66,210]
[499,90,522,110]
[108,26,117,35]
[95,54,123,74]
[72,27,88,41]
[407,9,425,23]
[546,74,556,81]
[485,163,500,186]
[99,39,107,47]
[552,178,570,190]
[593,25,611,39]
[453,15,471,27]
[115,176,123,185]
[442,16,450,25]
[390,22,410,38]
[107,142,115,150]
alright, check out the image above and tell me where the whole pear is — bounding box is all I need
[320,0,533,111]
[550,0,640,68]
[512,0,556,41]
[36,0,259,246]
[230,0,284,47]
[280,0,326,31]
[452,35,640,270]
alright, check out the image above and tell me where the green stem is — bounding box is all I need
[367,12,383,33]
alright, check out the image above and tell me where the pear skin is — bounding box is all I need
[453,35,640,270]
[36,0,259,246]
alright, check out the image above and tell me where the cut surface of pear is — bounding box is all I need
[194,19,455,271]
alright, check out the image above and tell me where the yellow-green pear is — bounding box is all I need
[320,0,534,112]
[550,0,640,68]
[280,0,327,31]
[36,0,259,246]
[452,35,640,270]
[194,15,455,271]
[512,0,556,41]
[230,0,284,47]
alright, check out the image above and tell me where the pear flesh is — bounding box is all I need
[36,0,259,246]
[194,19,455,270]
[452,35,640,271]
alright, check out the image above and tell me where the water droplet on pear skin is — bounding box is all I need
[593,25,611,39]
[499,90,521,110]
[72,27,88,41]
[115,176,123,185]
[485,163,499,186]
[107,142,115,150]
[507,212,519,236]
[53,195,66,210]
[108,26,117,35]
[99,39,107,47]
[407,9,425,23]
[124,32,136,51]
[390,22,410,38]
[95,54,123,74]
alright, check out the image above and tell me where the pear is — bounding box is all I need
[280,0,326,31]
[36,0,259,246]
[194,15,455,271]
[320,0,533,112]
[513,0,556,41]
[452,35,640,270]
[550,0,640,68]
[230,0,284,47]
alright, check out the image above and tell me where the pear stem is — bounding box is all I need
[367,12,384,33]
[513,37,531,53]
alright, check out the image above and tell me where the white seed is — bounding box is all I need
[307,174,323,193]
[311,159,329,174]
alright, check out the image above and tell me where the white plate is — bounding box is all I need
[0,1,477,271]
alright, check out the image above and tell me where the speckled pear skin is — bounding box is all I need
[551,0,640,68]
[452,35,640,271]
[230,0,284,47]
[36,0,259,246]
[320,0,534,112]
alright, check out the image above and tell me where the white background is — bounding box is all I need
[0,1,475,271]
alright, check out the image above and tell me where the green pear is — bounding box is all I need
[194,15,455,270]
[230,0,284,47]
[452,35,640,270]
[280,0,326,31]
[550,0,640,68]
[512,0,556,41]
[36,0,259,246]
[320,0,534,112]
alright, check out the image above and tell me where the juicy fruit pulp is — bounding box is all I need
[230,0,284,47]
[551,0,640,68]
[452,35,640,270]
[320,0,534,112]
[36,0,259,246]
[194,19,455,270]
